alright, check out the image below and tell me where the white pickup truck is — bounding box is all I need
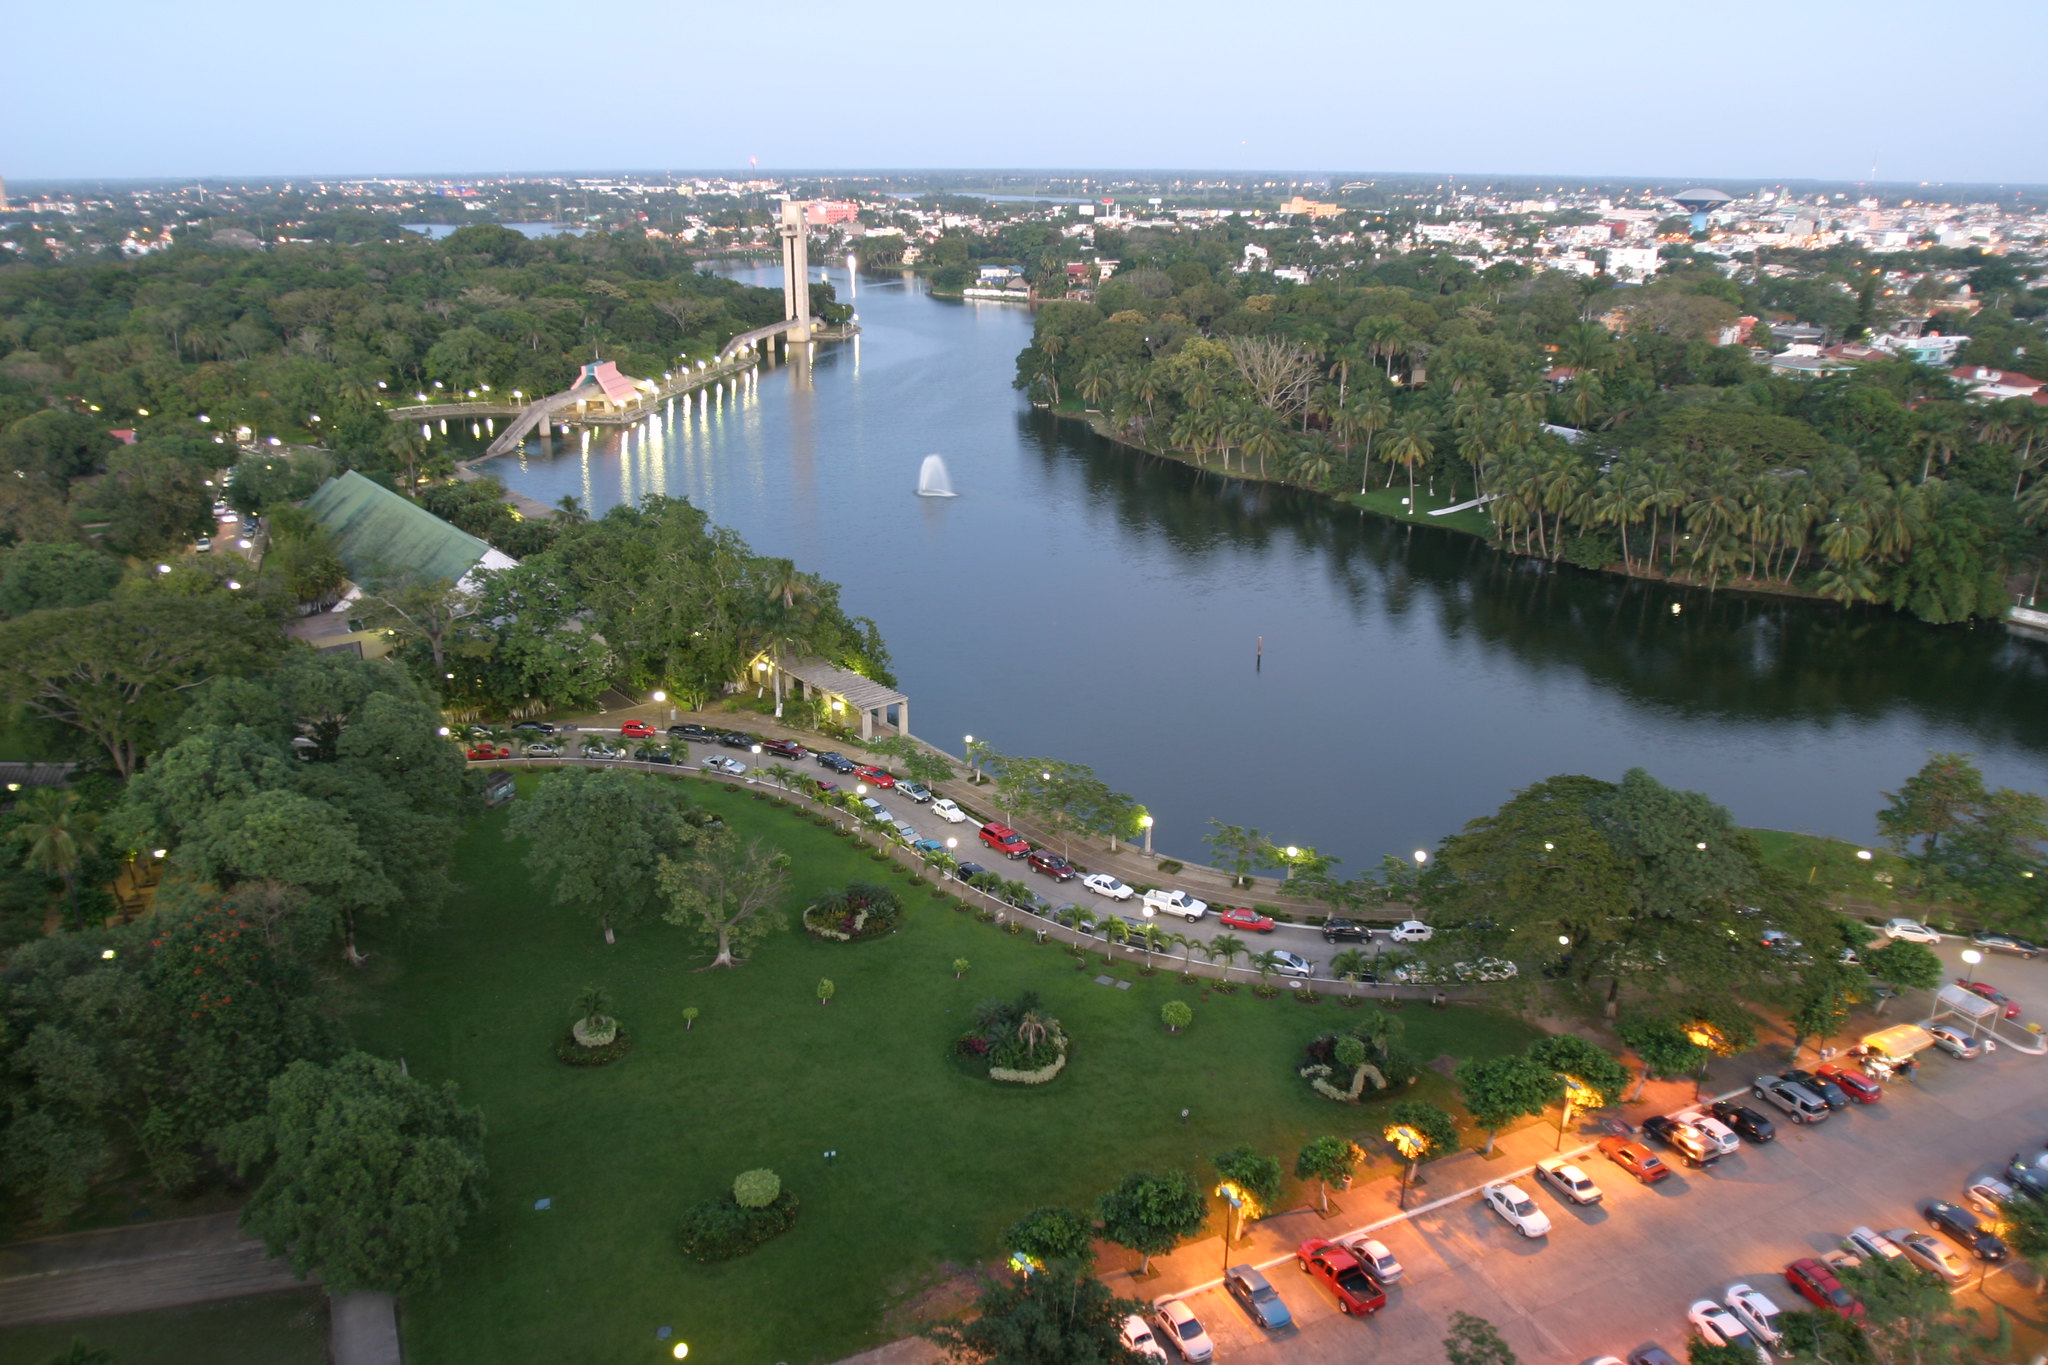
[1141,889,1208,921]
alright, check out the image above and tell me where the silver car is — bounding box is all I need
[1927,1025,1983,1059]
[1883,1227,1969,1285]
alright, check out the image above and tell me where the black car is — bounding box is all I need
[1640,1115,1718,1168]
[511,720,557,734]
[634,745,675,765]
[1973,931,2043,959]
[1926,1200,2011,1262]
[816,752,857,773]
[1780,1068,1849,1110]
[668,723,716,742]
[1708,1100,1775,1144]
[1322,918,1367,942]
[954,861,993,887]
[719,731,759,749]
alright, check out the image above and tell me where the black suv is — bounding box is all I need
[668,723,716,742]
[1926,1200,2011,1262]
[1707,1100,1775,1144]
[815,752,857,773]
[954,861,993,887]
[1322,919,1367,942]
[511,720,557,734]
[719,731,759,749]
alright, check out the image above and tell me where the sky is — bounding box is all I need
[15,0,2048,186]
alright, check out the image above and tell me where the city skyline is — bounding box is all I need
[17,0,2048,184]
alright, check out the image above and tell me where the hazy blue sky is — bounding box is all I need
[17,0,2047,185]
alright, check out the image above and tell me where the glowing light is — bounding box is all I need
[1386,1124,1427,1159]
[1856,849,1873,861]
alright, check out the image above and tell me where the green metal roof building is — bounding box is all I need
[302,471,514,587]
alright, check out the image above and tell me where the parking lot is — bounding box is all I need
[1146,1009,2048,1365]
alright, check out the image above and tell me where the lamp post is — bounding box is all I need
[1283,845,1300,880]
[1961,949,1983,987]
[1140,814,1154,856]
[653,689,672,726]
[1215,1183,1244,1271]
[1387,1125,1425,1210]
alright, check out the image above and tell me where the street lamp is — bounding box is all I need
[1140,814,1154,856]
[1387,1124,1426,1209]
[965,735,979,784]
[1961,949,1983,987]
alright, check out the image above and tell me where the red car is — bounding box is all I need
[619,720,656,739]
[1295,1239,1385,1316]
[762,738,808,761]
[1218,907,1276,933]
[978,822,1030,858]
[1596,1136,1670,1185]
[1955,979,2022,1019]
[1815,1062,1882,1103]
[466,744,511,760]
[1028,850,1077,881]
[853,765,897,789]
[1784,1257,1863,1320]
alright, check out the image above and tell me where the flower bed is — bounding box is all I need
[801,882,905,942]
[556,1026,632,1067]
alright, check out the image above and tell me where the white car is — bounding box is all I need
[1966,1177,2020,1217]
[1725,1284,1785,1346]
[1482,1182,1551,1238]
[1339,1235,1403,1283]
[194,536,213,552]
[1883,917,1942,944]
[1534,1155,1602,1205]
[1843,1226,1904,1263]
[1687,1300,1764,1360]
[1387,919,1433,943]
[1267,949,1314,978]
[1150,1297,1214,1364]
[1142,888,1208,920]
[701,755,748,776]
[1675,1109,1741,1156]
[1082,873,1134,901]
[1120,1315,1168,1365]
[930,798,969,824]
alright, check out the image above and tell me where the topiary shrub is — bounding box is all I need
[676,1189,800,1262]
[1162,1000,1194,1034]
[733,1169,781,1208]
[1157,859,1184,875]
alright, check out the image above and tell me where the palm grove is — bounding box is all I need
[1015,226,2048,622]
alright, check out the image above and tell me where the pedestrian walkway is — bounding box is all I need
[0,1213,305,1328]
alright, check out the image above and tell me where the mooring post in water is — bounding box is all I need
[1256,636,1263,671]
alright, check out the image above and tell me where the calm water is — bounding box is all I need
[483,264,2048,868]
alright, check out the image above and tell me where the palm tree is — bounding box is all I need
[9,790,101,927]
[554,494,589,524]
[1329,947,1374,997]
[1099,916,1131,963]
[1242,409,1290,479]
[1205,932,1249,981]
[1077,358,1118,411]
[1351,390,1394,494]
[1137,923,1169,967]
[1249,950,1285,991]
[1383,414,1436,512]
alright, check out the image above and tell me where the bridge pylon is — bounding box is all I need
[778,200,813,345]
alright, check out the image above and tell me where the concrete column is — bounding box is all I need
[779,200,813,344]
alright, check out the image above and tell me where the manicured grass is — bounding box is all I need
[1346,485,1492,537]
[1747,827,1924,915]
[0,1290,327,1364]
[351,777,1540,1365]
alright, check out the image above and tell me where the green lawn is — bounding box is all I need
[352,777,1540,1365]
[1747,827,1925,916]
[1345,486,1492,538]
[0,1291,327,1365]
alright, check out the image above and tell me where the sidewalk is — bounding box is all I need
[0,1213,306,1328]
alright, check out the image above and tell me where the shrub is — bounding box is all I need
[555,1027,632,1067]
[802,881,906,942]
[733,1169,781,1208]
[676,1189,800,1262]
[1157,859,1184,875]
[1162,1000,1194,1033]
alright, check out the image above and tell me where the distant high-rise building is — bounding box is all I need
[0,175,9,212]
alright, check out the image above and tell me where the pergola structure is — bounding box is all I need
[753,653,908,741]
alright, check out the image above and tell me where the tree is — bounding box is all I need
[1686,1341,1756,1365]
[1455,1055,1563,1155]
[1878,753,1987,856]
[1211,1145,1282,1215]
[1863,940,1944,1013]
[223,1051,486,1295]
[1161,1000,1193,1034]
[1789,961,1869,1057]
[507,767,694,943]
[1524,1035,1632,1108]
[1835,1255,1971,1365]
[1384,1100,1459,1207]
[1205,821,1272,886]
[1002,1206,1096,1268]
[0,543,122,617]
[1096,1169,1206,1274]
[1204,933,1248,981]
[1295,1136,1357,1213]
[657,832,792,968]
[1615,1017,1708,1098]
[7,789,101,927]
[352,574,470,677]
[924,1264,1145,1365]
[1443,1311,1520,1365]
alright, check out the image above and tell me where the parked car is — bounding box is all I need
[1625,1351,1681,1365]
[701,755,748,776]
[1814,1063,1882,1103]
[669,723,716,742]
[1954,979,2022,1019]
[1294,1239,1386,1316]
[466,744,511,760]
[1674,1109,1742,1156]
[619,720,656,738]
[1842,1226,1905,1264]
[2005,1152,2048,1196]
[853,764,896,788]
[523,742,561,757]
[761,738,807,761]
[930,797,969,823]
[811,777,839,795]
[1596,1136,1670,1184]
[1483,1182,1553,1237]
[1780,1068,1850,1110]
[1883,917,1942,944]
[898,781,933,803]
[1534,1155,1603,1205]
[1218,906,1276,933]
[634,745,675,765]
[1925,1200,2011,1262]
[1708,1100,1776,1144]
[1884,1228,1970,1284]
[579,743,623,760]
[1149,1298,1214,1363]
[1267,949,1314,978]
[718,731,759,749]
[1752,1074,1831,1124]
[194,536,213,552]
[1082,873,1133,901]
[1387,919,1433,943]
[1926,1024,1984,1059]
[1725,1283,1786,1347]
[910,837,945,857]
[1686,1301,1761,1360]
[1965,1177,2023,1217]
[1120,1315,1168,1365]
[1972,930,2042,958]
[979,822,1031,858]
[1337,1236,1403,1284]
[815,752,858,773]
[954,861,994,887]
[1321,918,1367,942]
[1641,1115,1719,1168]
[1028,850,1077,882]
[511,720,557,734]
[1222,1265,1292,1330]
[1141,889,1207,921]
[1784,1257,1863,1320]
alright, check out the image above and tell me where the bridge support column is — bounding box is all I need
[778,200,814,346]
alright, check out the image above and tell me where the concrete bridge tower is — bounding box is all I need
[778,200,813,345]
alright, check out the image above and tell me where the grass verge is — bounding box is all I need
[0,1290,327,1365]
